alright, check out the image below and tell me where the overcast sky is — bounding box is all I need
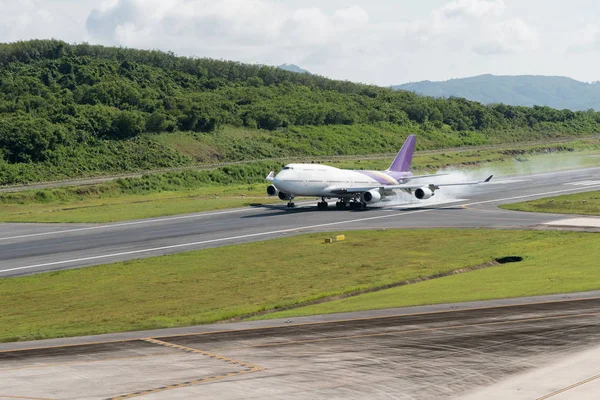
[2,0,600,85]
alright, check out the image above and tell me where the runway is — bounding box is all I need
[2,292,600,399]
[1,166,600,277]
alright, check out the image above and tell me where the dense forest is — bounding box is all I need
[1,39,600,185]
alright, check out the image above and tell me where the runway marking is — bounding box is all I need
[388,199,467,208]
[143,338,263,370]
[564,180,600,186]
[6,182,600,275]
[2,295,599,353]
[105,338,264,399]
[495,165,600,180]
[536,372,600,399]
[0,208,248,242]
[487,179,529,185]
[0,201,312,242]
[213,311,600,351]
[460,183,600,207]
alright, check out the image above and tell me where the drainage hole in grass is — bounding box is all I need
[496,256,523,264]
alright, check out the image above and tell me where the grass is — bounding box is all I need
[0,184,279,223]
[500,190,600,216]
[1,229,599,342]
[1,140,600,223]
[262,231,600,319]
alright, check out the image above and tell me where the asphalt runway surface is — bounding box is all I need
[2,293,600,399]
[1,166,600,278]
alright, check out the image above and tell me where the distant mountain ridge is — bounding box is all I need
[393,74,600,111]
[278,63,310,74]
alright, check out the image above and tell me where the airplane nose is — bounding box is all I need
[272,177,283,189]
[272,175,290,192]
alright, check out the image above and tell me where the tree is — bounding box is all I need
[110,111,146,139]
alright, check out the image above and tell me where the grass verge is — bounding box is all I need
[1,229,599,342]
[500,190,600,216]
[0,184,280,223]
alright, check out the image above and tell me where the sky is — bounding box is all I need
[2,0,600,86]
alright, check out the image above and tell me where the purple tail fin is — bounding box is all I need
[388,135,416,172]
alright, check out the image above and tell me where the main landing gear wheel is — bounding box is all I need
[349,201,366,209]
[335,201,347,209]
[317,201,328,210]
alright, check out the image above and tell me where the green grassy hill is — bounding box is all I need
[2,40,600,185]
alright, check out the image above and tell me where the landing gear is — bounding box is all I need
[316,197,329,210]
[349,200,366,209]
[284,194,296,208]
[335,201,347,209]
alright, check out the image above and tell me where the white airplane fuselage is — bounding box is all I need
[272,164,408,198]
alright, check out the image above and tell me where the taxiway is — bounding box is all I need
[2,292,600,399]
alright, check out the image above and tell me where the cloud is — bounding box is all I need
[81,0,547,84]
[0,0,73,42]
[442,0,506,19]
[474,18,540,55]
[567,24,600,53]
[473,41,513,55]
[2,0,590,85]
[333,6,369,26]
[404,0,538,57]
[283,8,334,47]
[85,0,370,63]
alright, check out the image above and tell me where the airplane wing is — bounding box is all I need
[327,175,493,195]
[266,171,275,182]
[405,173,448,180]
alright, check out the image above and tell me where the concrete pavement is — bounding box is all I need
[3,293,600,399]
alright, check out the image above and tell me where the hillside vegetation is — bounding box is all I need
[394,74,600,111]
[2,40,600,185]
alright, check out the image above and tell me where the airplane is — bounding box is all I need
[265,134,493,209]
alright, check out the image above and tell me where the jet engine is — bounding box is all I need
[267,185,278,196]
[361,190,382,204]
[415,187,434,200]
[278,191,292,201]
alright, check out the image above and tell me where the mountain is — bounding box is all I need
[278,63,310,74]
[393,74,600,111]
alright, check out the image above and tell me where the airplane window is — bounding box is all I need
[282,166,294,170]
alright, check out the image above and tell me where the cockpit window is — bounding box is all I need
[282,166,293,170]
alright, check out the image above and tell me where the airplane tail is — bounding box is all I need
[387,134,416,173]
